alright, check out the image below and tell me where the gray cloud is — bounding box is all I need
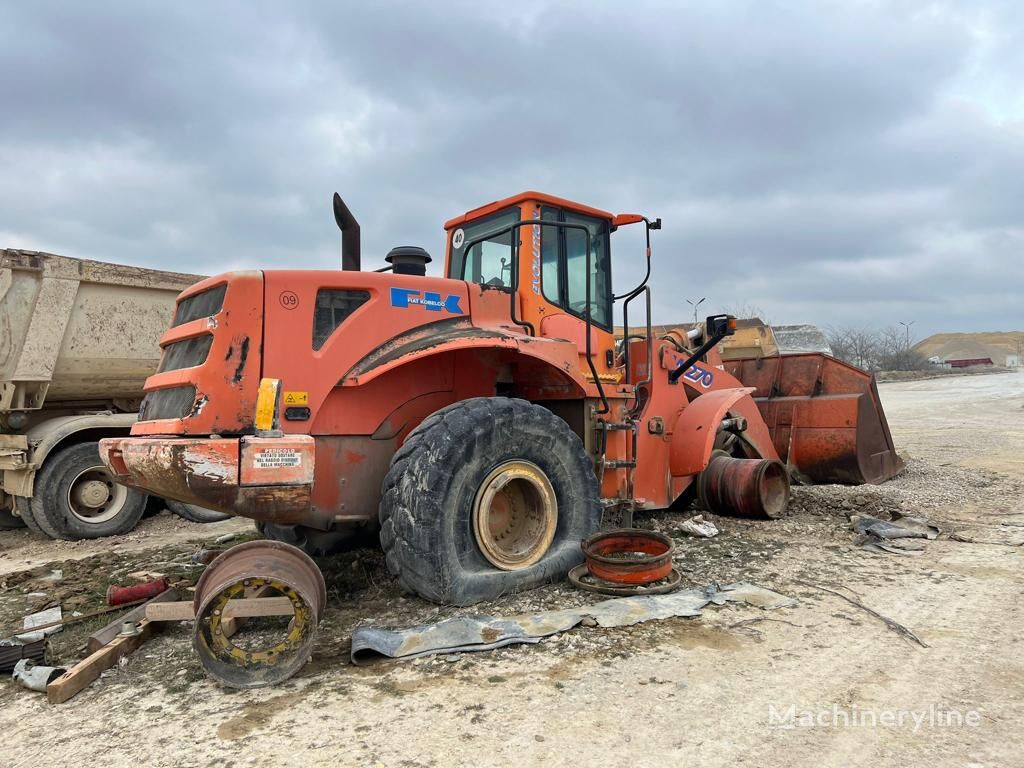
[1,1,1021,336]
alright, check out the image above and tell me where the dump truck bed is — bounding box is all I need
[0,249,203,409]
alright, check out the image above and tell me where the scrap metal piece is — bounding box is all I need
[351,581,796,664]
[117,621,142,638]
[581,529,674,585]
[568,563,682,596]
[192,540,326,689]
[12,659,67,692]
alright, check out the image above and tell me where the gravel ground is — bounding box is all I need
[1,371,1022,767]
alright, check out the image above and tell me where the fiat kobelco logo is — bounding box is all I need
[389,287,463,314]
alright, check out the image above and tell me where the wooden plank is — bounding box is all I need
[145,601,195,622]
[47,619,156,705]
[223,597,294,620]
[222,584,273,638]
[88,589,178,653]
[145,597,294,623]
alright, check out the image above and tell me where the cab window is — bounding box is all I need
[448,208,520,287]
[539,207,612,329]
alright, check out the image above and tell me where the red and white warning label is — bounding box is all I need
[253,448,302,469]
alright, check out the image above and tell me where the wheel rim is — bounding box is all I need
[472,460,557,571]
[66,466,127,524]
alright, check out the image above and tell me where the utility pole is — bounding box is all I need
[687,297,706,325]
[898,320,916,370]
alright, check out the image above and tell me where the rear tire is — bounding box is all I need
[166,499,230,524]
[379,397,600,606]
[31,442,148,540]
[19,491,61,539]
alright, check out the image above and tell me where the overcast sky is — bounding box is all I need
[1,1,1022,337]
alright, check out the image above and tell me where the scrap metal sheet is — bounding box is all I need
[351,582,794,664]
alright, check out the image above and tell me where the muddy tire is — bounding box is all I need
[30,442,148,540]
[379,397,600,606]
[0,508,26,530]
[257,521,375,556]
[166,499,230,524]
[19,492,60,538]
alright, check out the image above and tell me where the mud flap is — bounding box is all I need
[723,353,905,485]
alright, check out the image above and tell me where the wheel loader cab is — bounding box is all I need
[443,192,616,364]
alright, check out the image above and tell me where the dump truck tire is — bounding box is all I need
[18,494,61,538]
[31,442,148,540]
[166,500,230,524]
[379,397,600,606]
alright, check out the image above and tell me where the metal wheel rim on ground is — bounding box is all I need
[472,460,557,571]
[66,467,127,524]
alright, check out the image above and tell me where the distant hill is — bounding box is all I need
[914,332,1024,365]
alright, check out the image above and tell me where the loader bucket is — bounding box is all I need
[722,353,904,485]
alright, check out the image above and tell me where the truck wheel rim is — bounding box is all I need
[67,467,127,524]
[472,460,557,571]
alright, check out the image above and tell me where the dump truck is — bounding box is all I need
[100,190,903,616]
[0,249,223,539]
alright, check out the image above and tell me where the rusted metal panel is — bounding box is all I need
[101,435,319,525]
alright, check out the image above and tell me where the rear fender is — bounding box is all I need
[669,388,779,476]
[343,329,588,398]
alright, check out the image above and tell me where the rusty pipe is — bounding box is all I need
[697,454,789,519]
[107,577,170,606]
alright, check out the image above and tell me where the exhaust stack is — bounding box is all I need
[333,193,361,271]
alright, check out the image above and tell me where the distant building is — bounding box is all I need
[947,357,994,369]
[1007,354,1020,368]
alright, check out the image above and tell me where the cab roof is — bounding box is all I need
[443,191,614,230]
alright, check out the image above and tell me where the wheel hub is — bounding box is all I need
[472,460,557,571]
[66,467,125,524]
[74,479,110,508]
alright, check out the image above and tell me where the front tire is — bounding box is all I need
[31,442,148,540]
[379,397,600,606]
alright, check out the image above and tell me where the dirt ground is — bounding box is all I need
[2,371,1022,768]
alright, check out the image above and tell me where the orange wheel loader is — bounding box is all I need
[99,191,902,606]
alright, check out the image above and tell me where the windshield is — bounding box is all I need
[448,208,521,287]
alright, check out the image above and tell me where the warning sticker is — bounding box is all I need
[283,391,308,406]
[253,448,302,469]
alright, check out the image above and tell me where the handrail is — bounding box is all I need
[621,285,652,394]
